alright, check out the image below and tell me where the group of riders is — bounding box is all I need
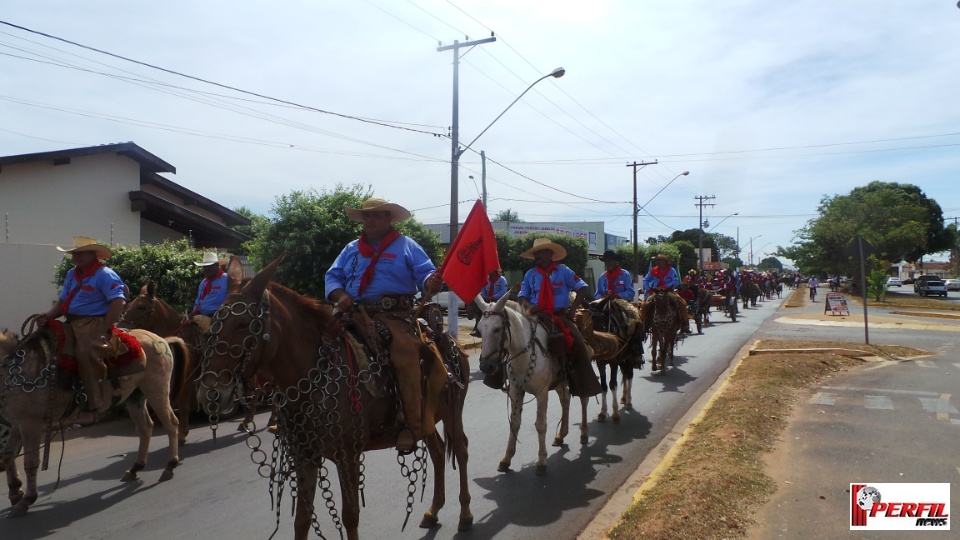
[32,195,790,457]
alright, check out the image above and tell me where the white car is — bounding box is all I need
[433,288,465,313]
[944,279,960,291]
[886,277,902,287]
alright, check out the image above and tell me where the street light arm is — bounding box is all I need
[709,212,738,232]
[458,67,565,157]
[638,171,689,211]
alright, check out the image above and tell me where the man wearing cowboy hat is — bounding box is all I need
[191,252,228,317]
[37,236,127,414]
[594,250,636,301]
[642,253,692,334]
[469,268,508,337]
[325,197,446,454]
[517,238,601,398]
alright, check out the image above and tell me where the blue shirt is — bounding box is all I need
[642,266,680,299]
[58,265,126,316]
[595,268,636,301]
[193,271,229,316]
[325,234,436,301]
[518,265,588,309]
[481,275,509,302]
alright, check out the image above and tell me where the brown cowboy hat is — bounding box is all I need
[344,197,411,222]
[520,238,567,261]
[56,236,113,259]
[653,253,672,264]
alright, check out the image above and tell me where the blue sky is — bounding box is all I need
[2,1,959,266]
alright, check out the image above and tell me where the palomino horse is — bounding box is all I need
[643,288,682,374]
[576,301,643,424]
[200,256,472,540]
[119,280,264,440]
[1,323,187,517]
[475,293,589,476]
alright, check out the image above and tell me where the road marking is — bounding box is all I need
[915,360,936,368]
[864,395,894,410]
[810,392,836,405]
[918,397,959,415]
[818,386,938,397]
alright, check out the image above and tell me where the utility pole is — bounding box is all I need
[627,160,658,281]
[481,150,487,209]
[694,195,716,270]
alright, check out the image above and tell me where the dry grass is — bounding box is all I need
[858,291,960,311]
[607,340,926,540]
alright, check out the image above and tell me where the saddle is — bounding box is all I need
[58,319,145,386]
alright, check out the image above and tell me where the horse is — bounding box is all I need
[119,281,266,441]
[199,256,472,540]
[696,288,713,327]
[475,293,589,476]
[1,322,187,517]
[575,306,639,424]
[643,289,682,373]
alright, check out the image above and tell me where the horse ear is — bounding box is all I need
[145,279,155,298]
[242,253,285,298]
[474,294,486,312]
[226,255,245,290]
[494,291,511,311]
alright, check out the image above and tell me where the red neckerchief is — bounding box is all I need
[535,262,558,314]
[200,269,225,301]
[357,228,401,296]
[488,275,498,298]
[61,260,105,316]
[650,264,670,288]
[606,267,623,295]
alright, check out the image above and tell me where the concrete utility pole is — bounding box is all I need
[627,160,658,280]
[694,195,716,270]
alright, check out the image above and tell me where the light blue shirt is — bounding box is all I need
[481,275,509,302]
[642,266,680,300]
[595,269,636,301]
[325,234,436,301]
[193,271,229,316]
[58,265,126,316]
[519,265,588,309]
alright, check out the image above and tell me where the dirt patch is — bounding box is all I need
[607,340,926,540]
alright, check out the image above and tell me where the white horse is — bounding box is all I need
[475,294,589,476]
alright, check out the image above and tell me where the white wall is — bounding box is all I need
[0,243,63,332]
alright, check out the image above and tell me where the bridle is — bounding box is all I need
[118,296,156,329]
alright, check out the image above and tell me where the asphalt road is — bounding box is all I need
[2,295,789,539]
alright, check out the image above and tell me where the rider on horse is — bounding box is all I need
[190,252,228,332]
[36,236,136,415]
[594,250,636,302]
[641,254,692,334]
[325,197,449,454]
[517,238,602,398]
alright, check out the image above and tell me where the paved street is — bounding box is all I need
[2,295,786,539]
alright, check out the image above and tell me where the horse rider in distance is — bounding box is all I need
[641,253,693,334]
[325,197,448,454]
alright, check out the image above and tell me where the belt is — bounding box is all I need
[361,294,415,313]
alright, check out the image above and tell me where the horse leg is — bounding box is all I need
[4,427,24,509]
[9,425,40,517]
[609,364,620,424]
[596,363,609,423]
[452,418,473,531]
[420,432,445,528]
[533,387,549,475]
[145,387,181,482]
[293,463,318,540]
[122,394,152,482]
[336,456,362,540]
[552,383,571,447]
[578,396,589,445]
[498,382,524,472]
[621,364,633,409]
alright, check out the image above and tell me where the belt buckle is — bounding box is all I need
[381,297,397,310]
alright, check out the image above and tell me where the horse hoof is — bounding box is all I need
[596,413,606,423]
[9,489,24,506]
[419,513,439,529]
[580,435,588,445]
[552,437,564,447]
[8,501,29,518]
[612,415,620,425]
[535,464,547,476]
[178,438,187,447]
[159,469,174,482]
[457,516,474,531]
[497,461,511,472]
[121,470,138,482]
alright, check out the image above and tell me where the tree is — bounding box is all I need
[232,205,270,256]
[514,233,588,277]
[757,256,783,272]
[247,184,441,300]
[493,209,523,222]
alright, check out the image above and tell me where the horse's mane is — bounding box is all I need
[263,280,334,320]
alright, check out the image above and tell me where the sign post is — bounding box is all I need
[824,292,850,316]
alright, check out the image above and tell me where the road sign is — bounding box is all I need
[825,292,850,316]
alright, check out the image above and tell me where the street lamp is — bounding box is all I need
[708,212,738,232]
[748,235,763,267]
[632,170,687,277]
[443,66,565,337]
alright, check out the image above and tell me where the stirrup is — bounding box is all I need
[395,426,418,455]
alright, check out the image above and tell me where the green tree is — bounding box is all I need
[232,206,270,256]
[54,239,204,313]
[494,209,523,222]
[867,268,889,302]
[757,256,783,272]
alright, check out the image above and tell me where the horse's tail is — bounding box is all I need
[165,337,191,404]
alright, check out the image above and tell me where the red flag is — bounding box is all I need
[438,200,501,302]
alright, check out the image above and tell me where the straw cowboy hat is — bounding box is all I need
[56,236,113,259]
[653,253,672,265]
[520,238,567,261]
[344,197,411,222]
[193,252,224,267]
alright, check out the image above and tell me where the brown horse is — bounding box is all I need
[643,288,682,373]
[576,305,640,423]
[200,256,472,540]
[1,324,186,517]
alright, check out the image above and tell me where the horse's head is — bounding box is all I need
[475,293,512,375]
[118,280,157,330]
[201,254,282,395]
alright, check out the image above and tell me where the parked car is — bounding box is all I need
[433,285,466,314]
[902,277,915,285]
[915,276,947,297]
[886,277,902,287]
[944,279,960,291]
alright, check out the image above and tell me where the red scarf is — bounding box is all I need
[200,269,225,301]
[650,265,670,289]
[606,267,623,295]
[488,275,498,298]
[535,262,558,314]
[61,261,104,316]
[357,228,401,296]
